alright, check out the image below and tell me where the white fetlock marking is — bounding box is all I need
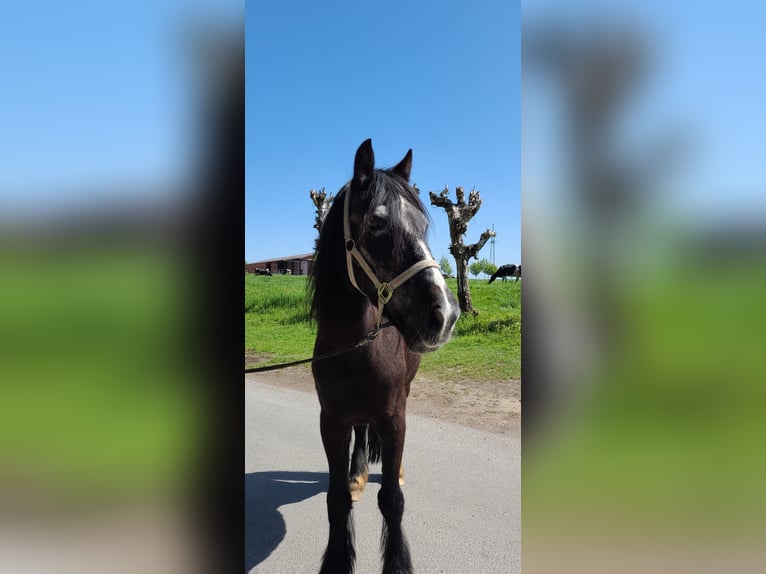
[349,473,368,502]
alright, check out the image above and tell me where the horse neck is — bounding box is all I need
[320,295,376,336]
[324,267,371,314]
[316,252,373,330]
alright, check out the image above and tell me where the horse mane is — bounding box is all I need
[308,183,352,326]
[308,168,429,326]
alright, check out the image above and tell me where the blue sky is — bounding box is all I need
[245,1,521,266]
[2,1,763,246]
[522,1,766,227]
[0,1,241,216]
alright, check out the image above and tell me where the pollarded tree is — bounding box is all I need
[429,185,495,314]
[309,188,334,251]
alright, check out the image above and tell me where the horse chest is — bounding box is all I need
[316,370,411,423]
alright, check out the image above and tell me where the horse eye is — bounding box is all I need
[368,214,386,229]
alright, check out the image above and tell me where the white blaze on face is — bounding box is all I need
[400,197,458,341]
[418,239,458,339]
[399,196,421,238]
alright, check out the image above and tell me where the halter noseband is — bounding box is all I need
[343,186,440,334]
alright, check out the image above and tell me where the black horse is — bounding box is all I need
[488,263,521,283]
[308,139,459,574]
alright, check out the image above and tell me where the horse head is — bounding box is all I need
[343,139,459,352]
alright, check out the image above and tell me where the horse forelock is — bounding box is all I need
[379,169,429,222]
[363,171,431,265]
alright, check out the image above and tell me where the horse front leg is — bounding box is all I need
[349,425,369,502]
[319,412,355,574]
[377,414,413,574]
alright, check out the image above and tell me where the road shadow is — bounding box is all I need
[245,470,382,572]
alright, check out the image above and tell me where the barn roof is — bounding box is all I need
[247,253,314,266]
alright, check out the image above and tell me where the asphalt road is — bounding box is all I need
[245,375,520,574]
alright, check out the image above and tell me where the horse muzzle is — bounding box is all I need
[403,293,460,353]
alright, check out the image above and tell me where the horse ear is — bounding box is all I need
[391,149,412,182]
[353,139,375,186]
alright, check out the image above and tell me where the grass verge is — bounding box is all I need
[244,273,520,381]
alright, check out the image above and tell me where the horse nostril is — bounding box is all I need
[429,304,445,332]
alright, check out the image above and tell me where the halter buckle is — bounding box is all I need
[365,325,381,341]
[345,239,355,252]
[377,283,393,304]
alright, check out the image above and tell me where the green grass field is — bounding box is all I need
[1,247,203,500]
[523,261,766,533]
[245,273,520,381]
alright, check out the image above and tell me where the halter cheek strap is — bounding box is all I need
[343,188,440,333]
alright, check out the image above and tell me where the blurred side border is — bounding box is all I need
[0,12,244,574]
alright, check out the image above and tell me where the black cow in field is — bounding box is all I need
[488,263,520,283]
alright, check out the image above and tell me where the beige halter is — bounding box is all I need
[342,187,440,332]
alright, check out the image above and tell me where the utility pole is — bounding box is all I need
[489,224,496,265]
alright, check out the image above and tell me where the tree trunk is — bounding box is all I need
[453,246,474,314]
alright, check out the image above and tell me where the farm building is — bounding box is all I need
[245,253,315,276]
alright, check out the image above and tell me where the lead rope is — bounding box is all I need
[244,320,394,374]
